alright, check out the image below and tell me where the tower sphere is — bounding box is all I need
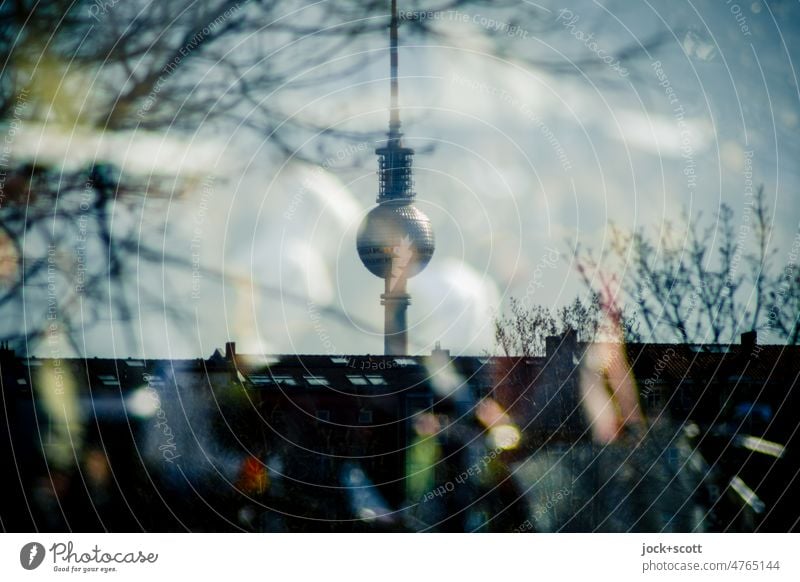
[356,201,435,279]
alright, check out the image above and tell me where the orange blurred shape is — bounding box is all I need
[0,230,19,284]
[237,456,269,495]
[476,398,510,428]
[413,412,440,436]
[84,449,111,487]
[580,341,643,444]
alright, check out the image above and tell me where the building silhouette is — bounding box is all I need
[1,332,798,531]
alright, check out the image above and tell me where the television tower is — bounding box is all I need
[356,0,435,355]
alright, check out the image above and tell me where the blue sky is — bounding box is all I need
[8,0,800,357]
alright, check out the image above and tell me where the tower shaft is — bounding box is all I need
[382,0,412,356]
[382,276,410,355]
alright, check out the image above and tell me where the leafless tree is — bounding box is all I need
[575,186,799,345]
[494,292,638,357]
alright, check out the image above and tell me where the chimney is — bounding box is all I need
[431,341,450,360]
[546,328,577,360]
[0,340,15,363]
[224,341,236,361]
[741,330,757,350]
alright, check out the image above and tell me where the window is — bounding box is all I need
[690,345,729,354]
[248,374,296,387]
[330,357,350,364]
[17,378,27,385]
[304,375,330,386]
[346,375,369,385]
[248,374,272,386]
[143,374,165,388]
[273,375,296,386]
[97,374,119,386]
[365,375,387,386]
[358,410,373,424]
[125,360,146,367]
[394,358,417,367]
[316,410,330,421]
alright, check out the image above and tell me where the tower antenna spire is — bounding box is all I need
[389,0,400,139]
